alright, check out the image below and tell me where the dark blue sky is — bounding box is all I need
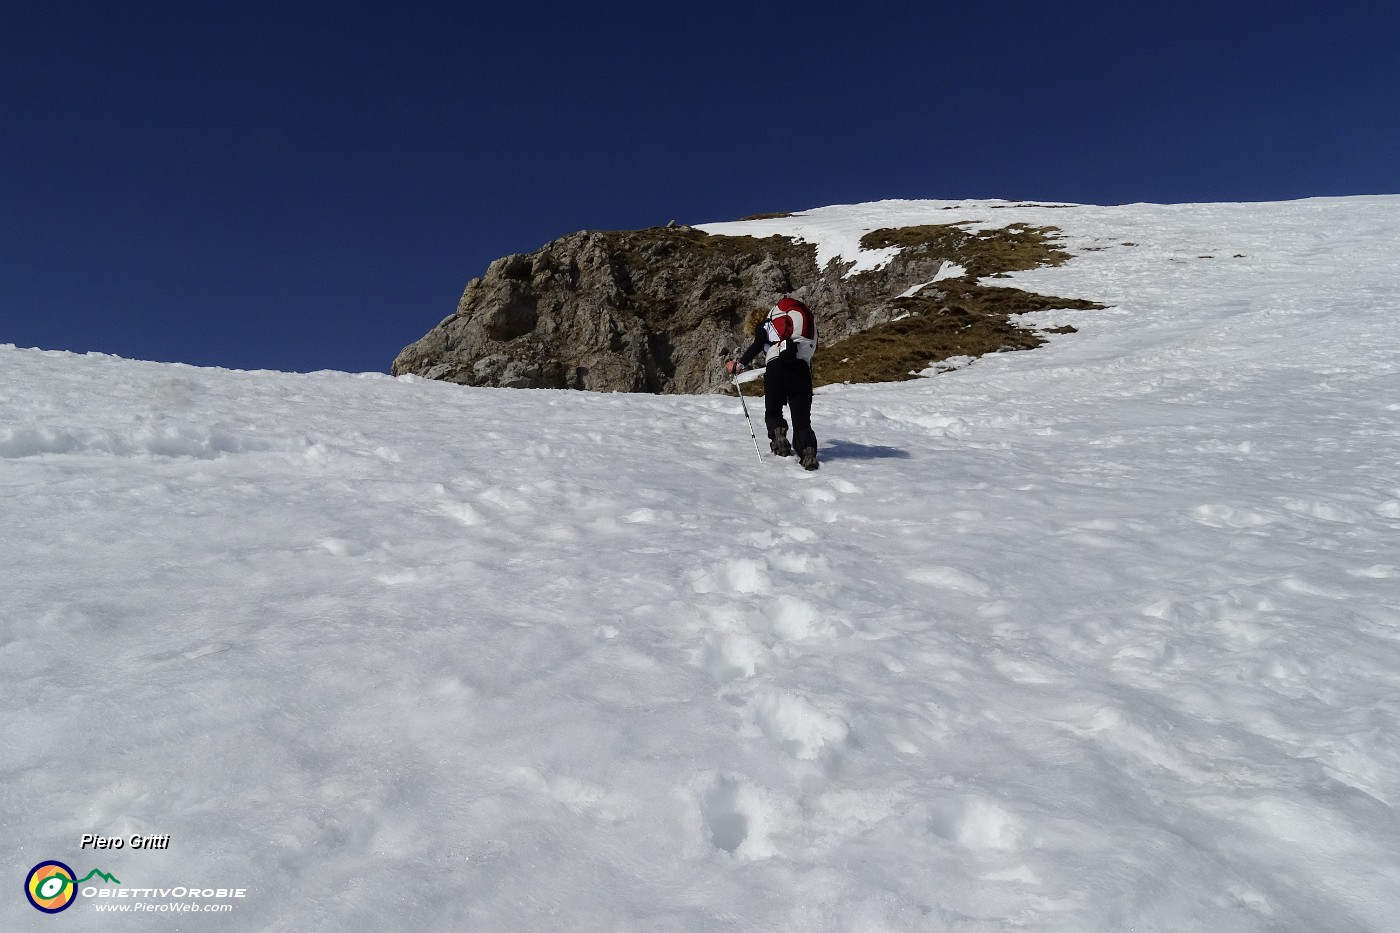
[4,2,1397,373]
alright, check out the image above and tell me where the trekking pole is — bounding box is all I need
[733,376,764,464]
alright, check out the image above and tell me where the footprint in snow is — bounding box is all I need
[765,595,834,642]
[690,558,770,595]
[927,795,1024,851]
[696,773,779,859]
[697,631,764,683]
[748,691,850,763]
[765,549,826,575]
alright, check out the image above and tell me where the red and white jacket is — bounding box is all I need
[759,297,818,364]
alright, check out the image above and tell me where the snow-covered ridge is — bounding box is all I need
[5,196,1400,931]
[702,198,1090,272]
[699,194,1400,280]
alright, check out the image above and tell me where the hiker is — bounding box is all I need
[725,296,820,470]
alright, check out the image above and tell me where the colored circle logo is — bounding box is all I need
[25,861,78,913]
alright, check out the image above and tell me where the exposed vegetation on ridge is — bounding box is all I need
[858,222,1073,276]
[812,223,1105,386]
[814,282,1106,387]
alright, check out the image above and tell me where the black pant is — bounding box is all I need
[763,358,817,453]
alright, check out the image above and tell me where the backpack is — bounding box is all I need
[763,297,818,364]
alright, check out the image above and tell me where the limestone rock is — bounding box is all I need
[392,225,963,394]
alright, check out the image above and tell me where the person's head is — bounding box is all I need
[744,305,768,334]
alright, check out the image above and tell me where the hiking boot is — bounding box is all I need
[800,446,819,471]
[770,426,792,457]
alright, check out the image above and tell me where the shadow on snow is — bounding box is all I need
[820,438,911,462]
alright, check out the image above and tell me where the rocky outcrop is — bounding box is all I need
[391,221,1086,394]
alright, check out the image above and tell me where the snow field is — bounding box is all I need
[4,196,1400,931]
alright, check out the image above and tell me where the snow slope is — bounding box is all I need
[4,197,1400,931]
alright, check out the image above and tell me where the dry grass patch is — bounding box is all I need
[814,282,1105,386]
[858,223,1073,278]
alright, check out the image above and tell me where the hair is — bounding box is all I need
[743,306,768,335]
